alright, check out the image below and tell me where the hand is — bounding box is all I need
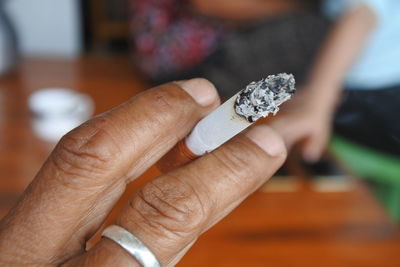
[270,88,335,163]
[0,79,286,266]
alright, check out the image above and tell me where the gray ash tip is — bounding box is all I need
[235,73,296,123]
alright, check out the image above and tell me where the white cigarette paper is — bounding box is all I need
[185,73,296,156]
[186,93,249,156]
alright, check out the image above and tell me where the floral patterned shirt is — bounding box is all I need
[130,0,223,79]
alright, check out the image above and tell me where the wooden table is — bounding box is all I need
[1,56,400,266]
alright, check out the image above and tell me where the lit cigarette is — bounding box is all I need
[157,73,296,172]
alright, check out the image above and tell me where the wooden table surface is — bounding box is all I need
[1,56,400,267]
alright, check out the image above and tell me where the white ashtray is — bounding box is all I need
[29,88,94,143]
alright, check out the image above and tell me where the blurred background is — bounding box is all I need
[1,0,399,266]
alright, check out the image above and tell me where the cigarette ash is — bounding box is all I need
[235,73,296,123]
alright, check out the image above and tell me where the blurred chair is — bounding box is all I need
[330,135,400,223]
[85,0,129,49]
[0,0,18,75]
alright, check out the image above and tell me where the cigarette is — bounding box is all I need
[157,73,296,173]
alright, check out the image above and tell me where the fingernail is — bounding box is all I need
[245,125,286,157]
[177,78,218,107]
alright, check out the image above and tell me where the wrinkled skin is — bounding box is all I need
[0,79,286,267]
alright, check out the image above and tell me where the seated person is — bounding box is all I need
[129,0,329,99]
[271,0,400,161]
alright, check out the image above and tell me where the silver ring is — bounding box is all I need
[102,225,161,267]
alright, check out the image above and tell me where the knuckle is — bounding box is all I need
[51,117,121,188]
[144,86,196,127]
[212,139,267,185]
[129,176,208,236]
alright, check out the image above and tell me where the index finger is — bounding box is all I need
[0,79,220,265]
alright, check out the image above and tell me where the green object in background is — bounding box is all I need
[330,135,400,223]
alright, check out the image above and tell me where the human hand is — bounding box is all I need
[0,79,286,266]
[270,88,335,163]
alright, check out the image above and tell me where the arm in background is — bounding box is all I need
[304,3,377,114]
[271,4,377,162]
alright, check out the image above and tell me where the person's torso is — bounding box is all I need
[323,0,400,90]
